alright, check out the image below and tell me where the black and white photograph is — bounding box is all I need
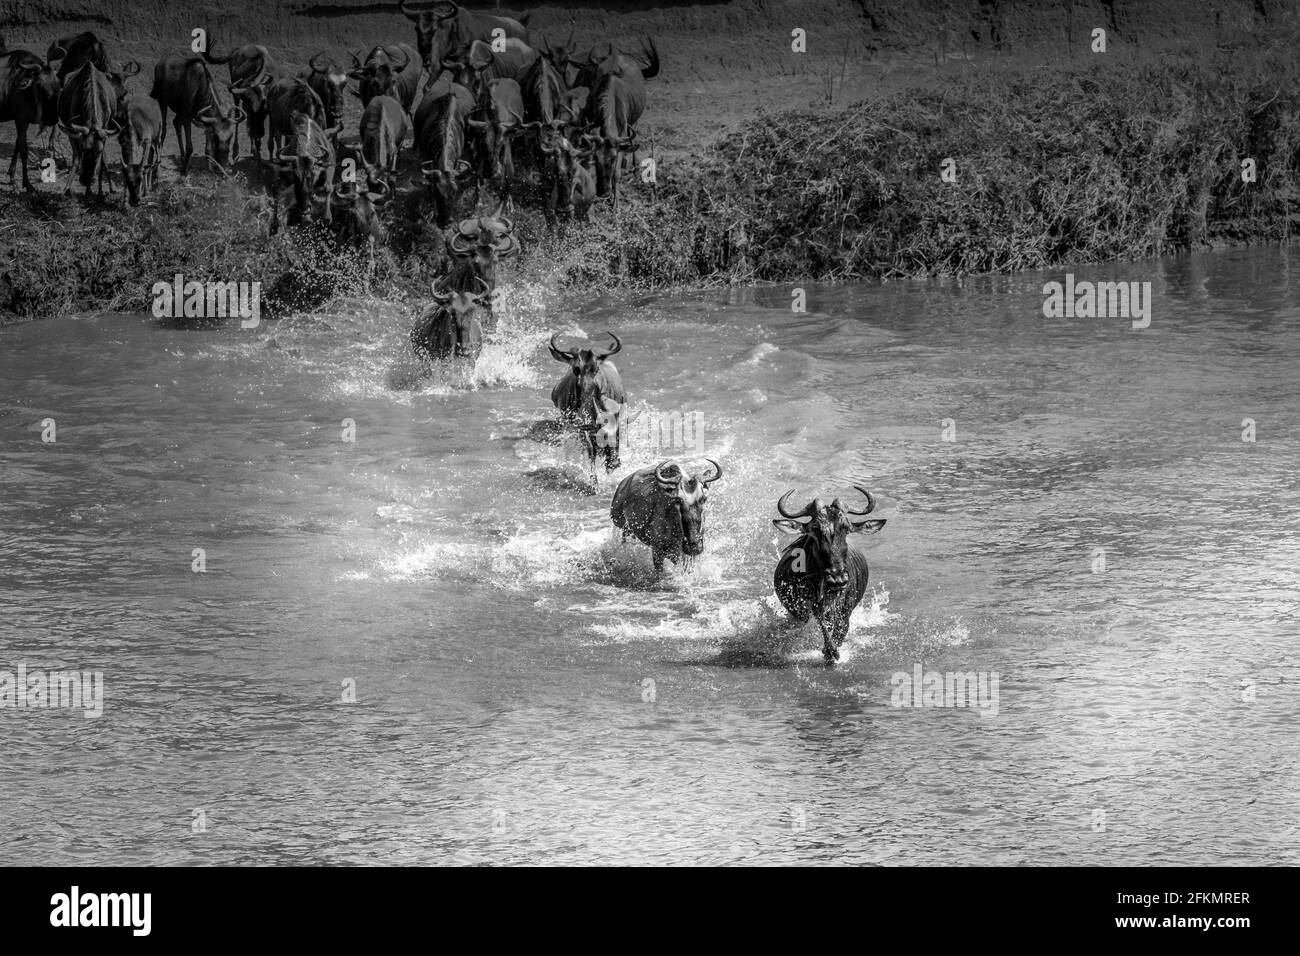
[0,0,1294,896]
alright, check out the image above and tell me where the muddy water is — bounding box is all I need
[1,245,1297,864]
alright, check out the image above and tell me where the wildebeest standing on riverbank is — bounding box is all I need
[1,50,60,191]
[58,61,127,197]
[772,487,885,664]
[203,35,287,160]
[119,92,162,204]
[151,55,246,176]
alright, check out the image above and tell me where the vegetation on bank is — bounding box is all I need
[4,35,1300,322]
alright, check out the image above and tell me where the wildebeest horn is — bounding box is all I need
[456,218,479,238]
[548,333,574,362]
[231,70,270,93]
[598,331,621,357]
[120,60,141,77]
[228,105,247,123]
[700,460,723,486]
[349,50,362,70]
[489,200,512,232]
[390,46,410,71]
[776,490,814,520]
[399,0,420,21]
[448,233,475,256]
[420,160,438,176]
[655,461,682,489]
[492,233,519,258]
[843,485,876,516]
[473,274,490,295]
[310,52,328,73]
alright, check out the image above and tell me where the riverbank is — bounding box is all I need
[3,6,1300,321]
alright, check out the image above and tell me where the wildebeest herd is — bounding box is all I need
[0,5,886,664]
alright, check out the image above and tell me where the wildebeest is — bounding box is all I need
[466,77,525,193]
[576,39,657,203]
[445,204,519,293]
[303,51,349,129]
[399,0,530,72]
[771,487,886,664]
[359,93,410,178]
[266,75,329,157]
[409,277,489,361]
[203,34,287,160]
[1,50,60,191]
[58,61,122,197]
[267,95,338,230]
[549,330,627,473]
[151,55,246,176]
[533,128,594,223]
[119,92,162,205]
[349,44,421,113]
[331,170,391,242]
[414,80,473,227]
[611,460,722,573]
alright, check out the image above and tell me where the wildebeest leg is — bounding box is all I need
[651,549,665,574]
[11,122,32,191]
[181,118,194,177]
[100,150,114,196]
[63,140,78,195]
[157,104,167,146]
[815,612,839,664]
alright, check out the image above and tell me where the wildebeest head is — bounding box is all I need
[306,52,349,127]
[5,51,61,124]
[438,39,493,92]
[654,459,722,557]
[332,169,391,242]
[412,277,488,359]
[549,330,620,406]
[446,202,519,284]
[229,68,274,123]
[196,100,246,173]
[537,130,594,216]
[399,0,449,70]
[349,45,410,107]
[772,487,886,594]
[535,30,578,84]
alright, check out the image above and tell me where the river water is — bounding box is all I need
[1,246,1297,865]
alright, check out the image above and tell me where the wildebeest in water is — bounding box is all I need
[771,486,886,664]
